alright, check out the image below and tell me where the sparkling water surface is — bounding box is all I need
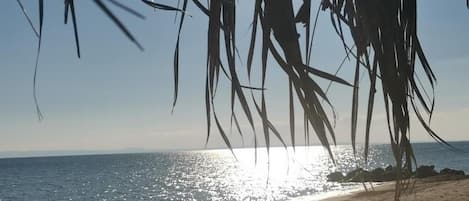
[1,142,469,201]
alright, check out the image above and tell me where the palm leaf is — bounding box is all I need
[364,55,378,164]
[16,0,39,38]
[350,57,360,155]
[33,0,44,121]
[16,3,469,200]
[64,0,81,58]
[289,79,295,150]
[171,0,188,112]
[94,0,144,51]
[109,0,146,19]
[142,0,187,13]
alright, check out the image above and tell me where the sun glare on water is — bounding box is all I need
[198,146,362,200]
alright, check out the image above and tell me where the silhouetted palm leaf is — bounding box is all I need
[14,1,469,200]
[33,0,44,121]
[142,0,187,13]
[16,0,39,38]
[94,0,144,51]
[64,0,81,58]
[171,0,188,112]
[109,0,146,20]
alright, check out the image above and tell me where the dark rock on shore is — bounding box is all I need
[368,168,385,182]
[344,168,366,182]
[327,171,344,181]
[416,165,438,178]
[440,168,465,176]
[326,165,466,183]
[381,166,398,181]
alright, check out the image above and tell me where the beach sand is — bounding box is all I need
[321,176,469,201]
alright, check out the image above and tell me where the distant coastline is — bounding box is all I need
[1,140,468,159]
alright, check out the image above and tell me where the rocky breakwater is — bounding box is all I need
[327,165,467,182]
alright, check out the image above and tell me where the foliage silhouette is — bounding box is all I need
[15,0,469,200]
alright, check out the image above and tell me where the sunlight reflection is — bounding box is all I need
[198,146,361,200]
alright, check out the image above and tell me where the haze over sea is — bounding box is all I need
[1,142,469,201]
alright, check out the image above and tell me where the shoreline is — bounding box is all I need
[292,182,391,201]
[309,176,469,201]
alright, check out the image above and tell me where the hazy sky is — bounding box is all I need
[1,0,469,154]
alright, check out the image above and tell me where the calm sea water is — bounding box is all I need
[1,142,469,201]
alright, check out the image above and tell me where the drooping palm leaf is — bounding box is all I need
[16,0,39,38]
[33,0,44,121]
[94,0,144,51]
[322,0,461,199]
[289,79,295,150]
[171,0,188,112]
[64,0,81,58]
[109,0,146,20]
[350,58,360,155]
[17,1,469,200]
[142,0,187,13]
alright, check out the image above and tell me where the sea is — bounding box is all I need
[1,142,469,201]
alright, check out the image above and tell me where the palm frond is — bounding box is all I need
[171,0,188,112]
[94,0,144,51]
[33,0,44,121]
[64,0,81,58]
[109,0,146,19]
[322,0,462,199]
[142,0,187,13]
[16,2,469,200]
[16,0,39,38]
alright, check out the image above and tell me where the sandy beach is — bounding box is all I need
[321,176,469,201]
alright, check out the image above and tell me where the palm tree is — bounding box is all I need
[15,0,469,200]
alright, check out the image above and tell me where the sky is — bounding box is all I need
[1,0,469,155]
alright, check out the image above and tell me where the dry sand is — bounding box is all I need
[321,176,469,201]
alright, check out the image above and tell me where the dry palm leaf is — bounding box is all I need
[17,1,469,200]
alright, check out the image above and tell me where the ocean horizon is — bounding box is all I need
[2,140,467,159]
[1,141,469,200]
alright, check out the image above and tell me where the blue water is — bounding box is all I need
[1,142,469,201]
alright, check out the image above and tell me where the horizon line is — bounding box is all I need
[1,140,467,160]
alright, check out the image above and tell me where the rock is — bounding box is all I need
[344,168,371,182]
[381,171,396,181]
[369,166,411,182]
[327,171,344,182]
[371,167,384,175]
[369,167,385,182]
[344,168,362,181]
[440,168,465,176]
[416,165,438,178]
[377,165,396,181]
[327,165,467,183]
[385,165,393,172]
